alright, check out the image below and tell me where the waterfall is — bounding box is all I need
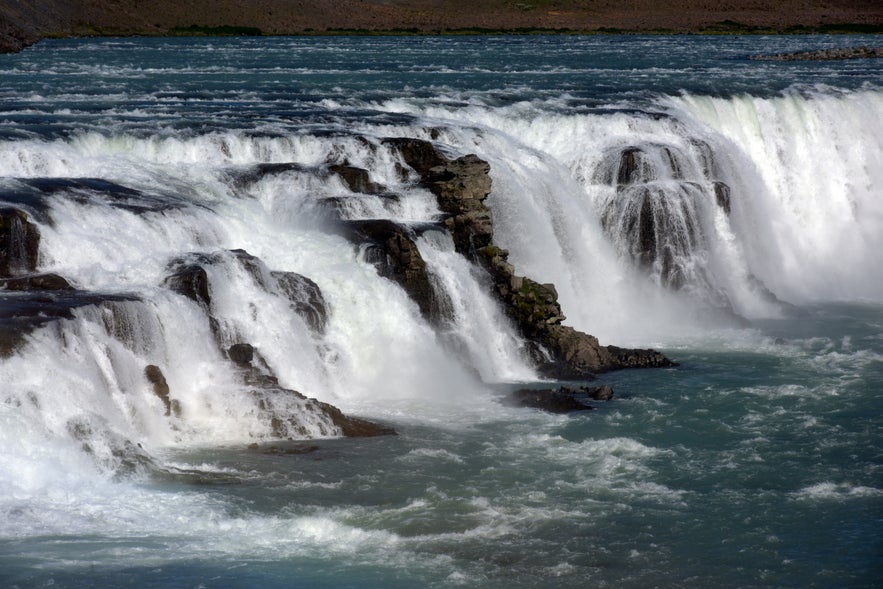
[1,88,880,483]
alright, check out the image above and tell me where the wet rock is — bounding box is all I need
[387,138,675,377]
[0,273,72,290]
[539,325,614,379]
[343,219,450,324]
[20,177,178,214]
[329,163,384,194]
[253,386,396,439]
[508,384,615,412]
[227,343,254,365]
[713,181,731,215]
[0,207,40,277]
[227,162,313,189]
[0,290,138,357]
[272,271,328,333]
[248,443,321,455]
[606,345,676,369]
[383,137,451,176]
[164,262,212,307]
[145,364,178,417]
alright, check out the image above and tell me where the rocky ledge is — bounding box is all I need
[0,204,393,439]
[385,137,676,379]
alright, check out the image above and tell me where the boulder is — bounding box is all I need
[227,343,255,365]
[508,384,614,412]
[388,138,495,259]
[383,137,451,176]
[163,262,212,307]
[0,207,40,277]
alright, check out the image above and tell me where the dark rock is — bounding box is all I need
[508,384,614,412]
[539,325,614,378]
[386,138,494,259]
[272,271,328,333]
[227,162,313,189]
[249,443,321,455]
[385,137,675,378]
[0,273,72,291]
[616,147,653,185]
[252,386,396,439]
[227,343,254,365]
[164,262,212,307]
[606,345,677,369]
[343,219,450,324]
[329,163,384,194]
[383,137,451,176]
[0,290,138,357]
[508,387,593,413]
[145,364,176,417]
[600,184,701,290]
[0,207,40,277]
[714,181,731,215]
[19,177,178,214]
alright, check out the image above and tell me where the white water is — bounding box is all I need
[1,89,881,559]
[374,89,882,340]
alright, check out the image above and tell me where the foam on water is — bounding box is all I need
[1,36,881,589]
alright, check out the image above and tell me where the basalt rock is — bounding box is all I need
[227,343,255,365]
[329,163,384,194]
[145,364,179,417]
[343,219,450,324]
[0,290,138,357]
[0,207,40,277]
[271,271,329,333]
[164,261,212,308]
[253,386,395,439]
[713,181,731,215]
[508,384,615,413]
[387,138,494,259]
[0,273,72,291]
[387,138,675,378]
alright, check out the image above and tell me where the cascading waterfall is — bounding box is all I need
[1,35,881,589]
[389,88,881,340]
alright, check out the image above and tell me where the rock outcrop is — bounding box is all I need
[341,219,451,324]
[387,137,675,378]
[161,248,395,438]
[0,207,41,277]
[507,384,615,413]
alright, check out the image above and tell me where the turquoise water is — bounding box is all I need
[0,36,881,588]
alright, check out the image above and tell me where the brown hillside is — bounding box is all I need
[1,0,881,52]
